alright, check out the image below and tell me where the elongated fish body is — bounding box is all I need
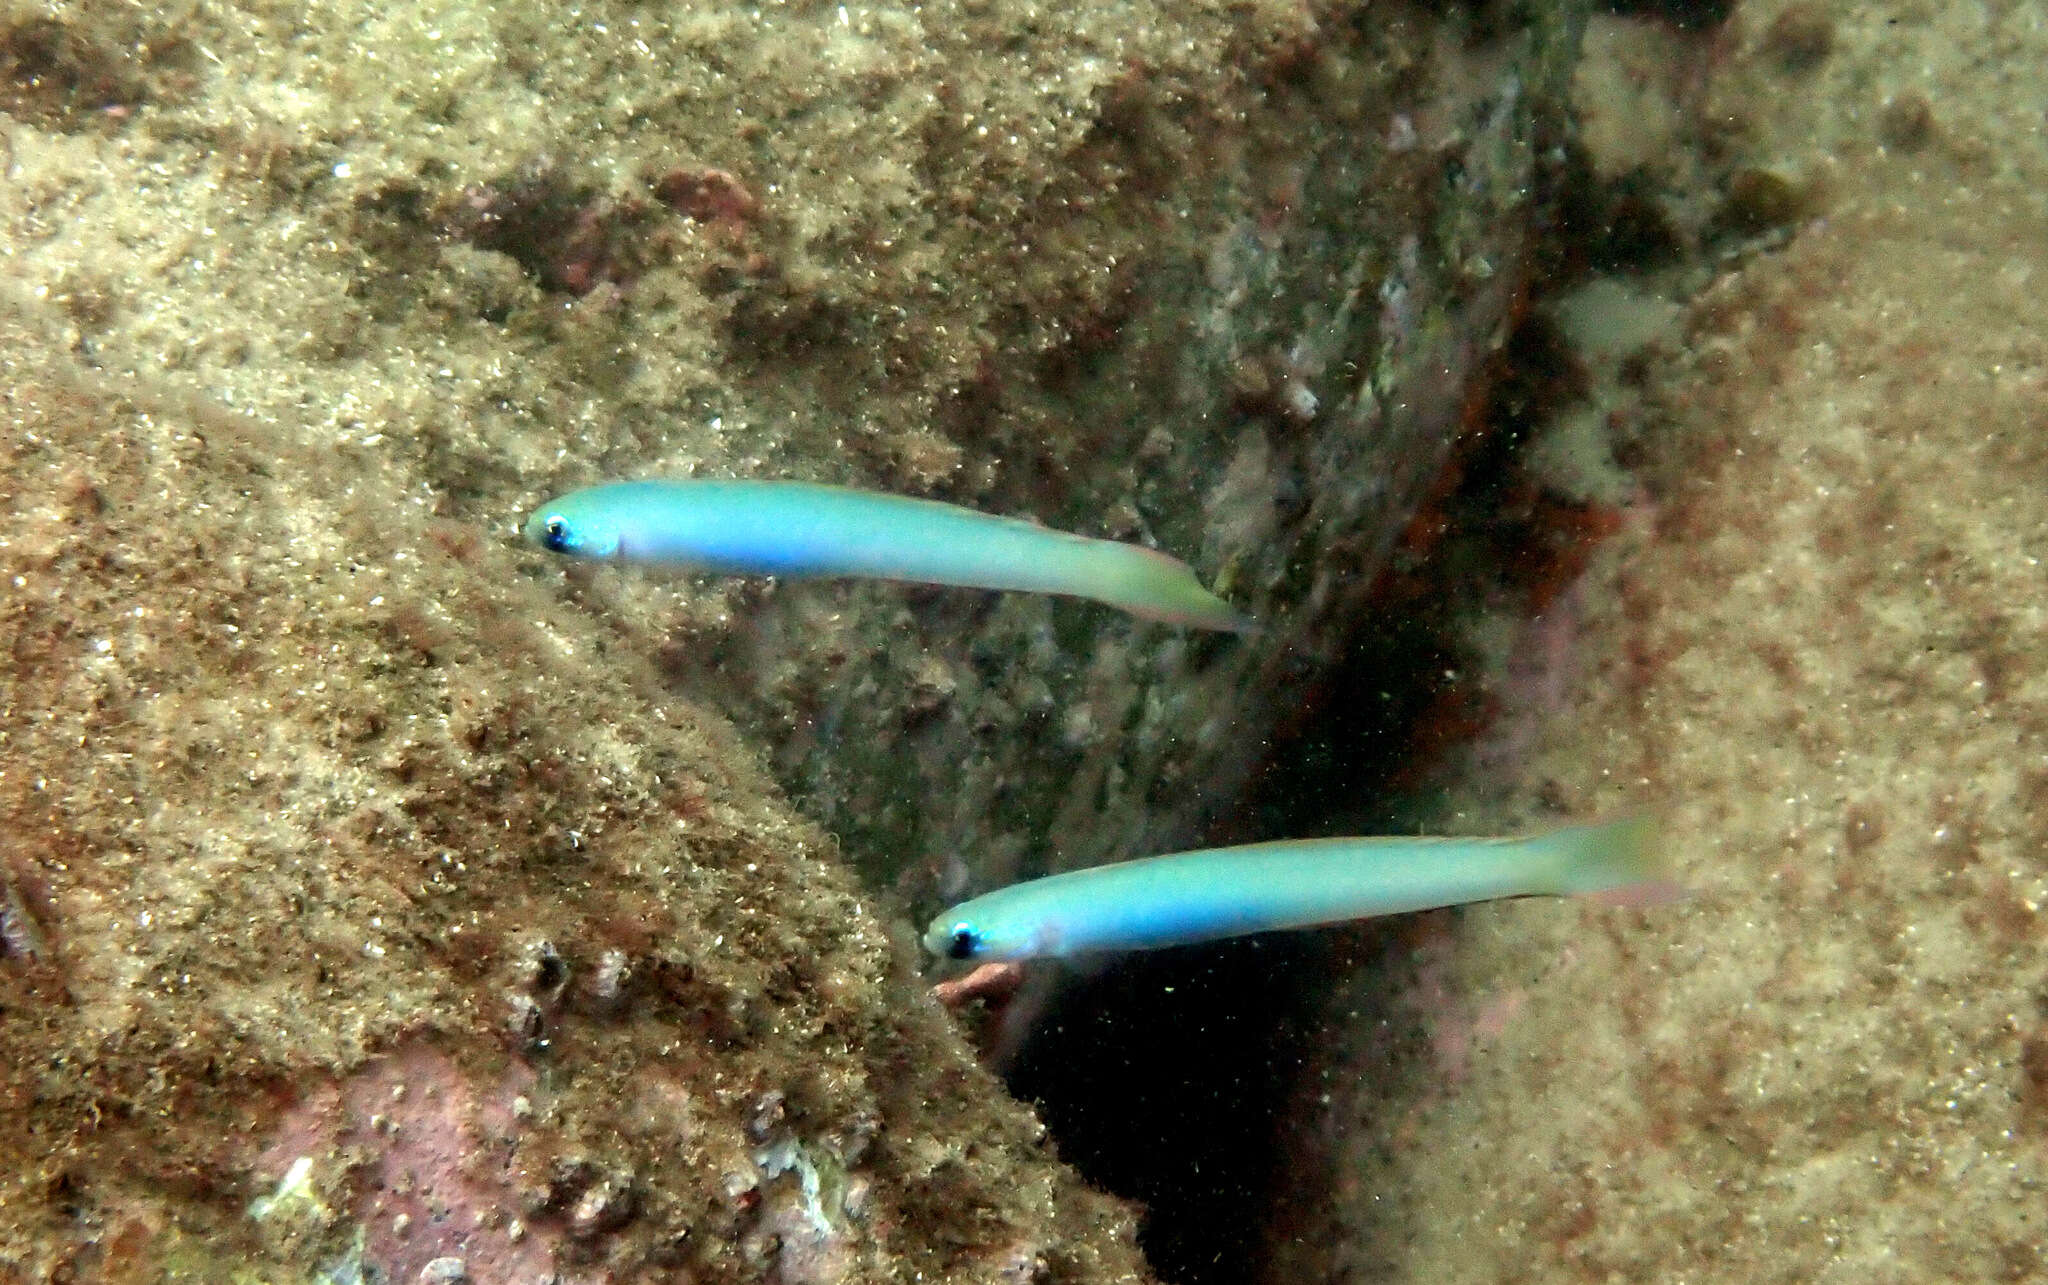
[524,479,1250,631]
[924,816,1663,962]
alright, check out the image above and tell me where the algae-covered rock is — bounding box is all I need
[0,0,1588,1276]
[0,323,1143,1281]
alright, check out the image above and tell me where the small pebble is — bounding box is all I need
[507,993,546,1052]
[746,1090,787,1143]
[417,1258,468,1285]
[570,1178,635,1238]
[518,938,569,996]
[588,947,631,1012]
[0,882,47,960]
[998,1244,1052,1285]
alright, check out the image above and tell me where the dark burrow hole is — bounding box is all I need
[1000,299,1620,1283]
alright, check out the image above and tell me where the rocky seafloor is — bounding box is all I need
[4,0,2037,1280]
[0,0,1587,1280]
[1266,1,2048,1280]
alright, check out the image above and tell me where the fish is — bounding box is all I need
[923,815,1668,963]
[523,479,1251,631]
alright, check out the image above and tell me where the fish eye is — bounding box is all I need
[540,515,570,551]
[945,924,982,961]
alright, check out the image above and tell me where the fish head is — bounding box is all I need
[524,502,622,559]
[923,915,990,962]
[921,910,1055,963]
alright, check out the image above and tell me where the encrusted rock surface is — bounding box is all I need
[1265,3,2048,1279]
[0,0,1588,1277]
[0,327,1145,1280]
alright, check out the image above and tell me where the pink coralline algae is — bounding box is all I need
[252,1043,583,1284]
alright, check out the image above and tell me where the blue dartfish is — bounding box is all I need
[925,816,1666,962]
[524,479,1250,631]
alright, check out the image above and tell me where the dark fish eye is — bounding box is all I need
[541,515,570,551]
[946,925,980,960]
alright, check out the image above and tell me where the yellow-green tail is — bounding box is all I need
[1545,814,1679,904]
[1105,545,1256,633]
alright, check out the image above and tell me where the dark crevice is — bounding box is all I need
[1003,935,1328,1285]
[1002,244,1645,1285]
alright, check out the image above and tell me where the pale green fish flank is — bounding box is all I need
[923,815,1667,962]
[524,479,1251,631]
